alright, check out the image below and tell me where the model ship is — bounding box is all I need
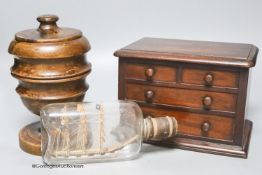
[41,101,177,164]
[44,103,140,158]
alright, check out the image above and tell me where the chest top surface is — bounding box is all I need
[114,38,258,68]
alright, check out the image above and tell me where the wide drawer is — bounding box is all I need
[125,83,237,113]
[182,67,239,88]
[141,106,234,141]
[124,63,176,82]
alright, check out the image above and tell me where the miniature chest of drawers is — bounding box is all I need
[114,38,258,158]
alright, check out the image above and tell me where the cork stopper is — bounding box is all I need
[143,116,178,141]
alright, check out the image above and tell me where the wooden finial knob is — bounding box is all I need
[37,14,59,34]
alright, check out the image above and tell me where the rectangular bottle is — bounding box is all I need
[41,100,177,164]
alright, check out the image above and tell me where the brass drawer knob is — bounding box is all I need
[145,90,155,103]
[204,73,214,86]
[145,68,155,81]
[203,96,212,109]
[201,121,211,132]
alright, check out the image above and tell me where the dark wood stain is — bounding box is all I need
[115,37,258,158]
[9,15,91,156]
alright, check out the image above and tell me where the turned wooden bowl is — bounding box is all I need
[8,15,91,155]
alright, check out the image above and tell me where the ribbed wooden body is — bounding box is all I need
[11,55,91,115]
[9,15,91,155]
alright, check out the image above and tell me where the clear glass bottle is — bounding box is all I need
[41,100,177,164]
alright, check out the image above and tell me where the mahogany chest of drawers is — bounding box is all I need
[114,38,258,158]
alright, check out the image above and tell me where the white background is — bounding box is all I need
[0,0,261,175]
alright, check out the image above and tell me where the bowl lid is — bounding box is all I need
[15,15,82,43]
[9,15,90,58]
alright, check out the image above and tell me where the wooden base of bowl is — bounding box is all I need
[19,121,41,156]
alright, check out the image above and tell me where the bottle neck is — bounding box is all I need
[143,116,178,141]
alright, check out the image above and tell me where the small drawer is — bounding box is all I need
[126,83,237,112]
[142,106,234,141]
[182,67,239,88]
[125,63,176,82]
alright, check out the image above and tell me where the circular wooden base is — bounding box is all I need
[19,121,41,156]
